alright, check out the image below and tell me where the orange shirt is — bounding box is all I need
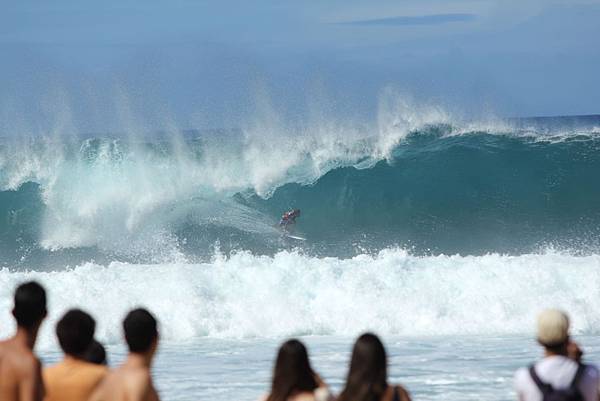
[43,358,107,401]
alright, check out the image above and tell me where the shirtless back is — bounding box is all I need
[88,308,160,401]
[0,281,47,401]
[44,309,107,401]
[88,357,159,401]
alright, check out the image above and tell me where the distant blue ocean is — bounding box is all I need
[1,113,600,400]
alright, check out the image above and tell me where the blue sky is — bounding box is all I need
[1,0,599,133]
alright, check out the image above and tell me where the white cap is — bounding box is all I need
[537,309,570,346]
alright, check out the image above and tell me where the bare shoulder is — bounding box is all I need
[0,339,9,360]
[396,385,411,401]
[126,368,152,386]
[20,352,40,371]
[88,370,122,401]
[4,342,40,375]
[385,384,411,401]
[20,352,39,375]
[88,363,109,380]
[124,368,156,401]
[314,386,333,401]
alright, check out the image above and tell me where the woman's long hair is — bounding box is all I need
[337,333,388,401]
[266,339,318,401]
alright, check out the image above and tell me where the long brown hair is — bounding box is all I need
[266,339,318,401]
[338,333,388,401]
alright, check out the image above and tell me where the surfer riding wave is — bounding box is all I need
[279,209,301,231]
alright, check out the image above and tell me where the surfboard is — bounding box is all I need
[285,234,307,241]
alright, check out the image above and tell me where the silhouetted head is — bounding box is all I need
[56,309,96,358]
[13,281,47,330]
[83,339,108,365]
[267,339,318,401]
[293,209,301,217]
[338,333,388,401]
[123,308,158,354]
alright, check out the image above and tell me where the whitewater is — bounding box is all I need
[1,105,600,400]
[2,249,600,346]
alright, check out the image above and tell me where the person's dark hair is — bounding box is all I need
[266,339,318,401]
[13,281,47,329]
[543,341,569,355]
[123,308,158,353]
[338,333,388,401]
[83,339,107,365]
[56,309,96,357]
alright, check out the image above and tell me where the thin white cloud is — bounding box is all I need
[336,13,476,26]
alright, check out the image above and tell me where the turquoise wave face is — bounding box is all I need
[1,121,600,267]
[248,131,600,255]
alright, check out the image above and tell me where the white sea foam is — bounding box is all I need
[1,248,599,350]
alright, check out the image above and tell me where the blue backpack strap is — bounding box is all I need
[570,363,586,389]
[529,365,553,396]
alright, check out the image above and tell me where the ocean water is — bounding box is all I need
[37,336,600,401]
[1,112,600,400]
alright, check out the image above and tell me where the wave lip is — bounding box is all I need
[1,248,599,349]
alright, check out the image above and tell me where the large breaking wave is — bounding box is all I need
[1,100,600,345]
[1,112,600,266]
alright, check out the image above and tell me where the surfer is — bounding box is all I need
[279,209,301,230]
